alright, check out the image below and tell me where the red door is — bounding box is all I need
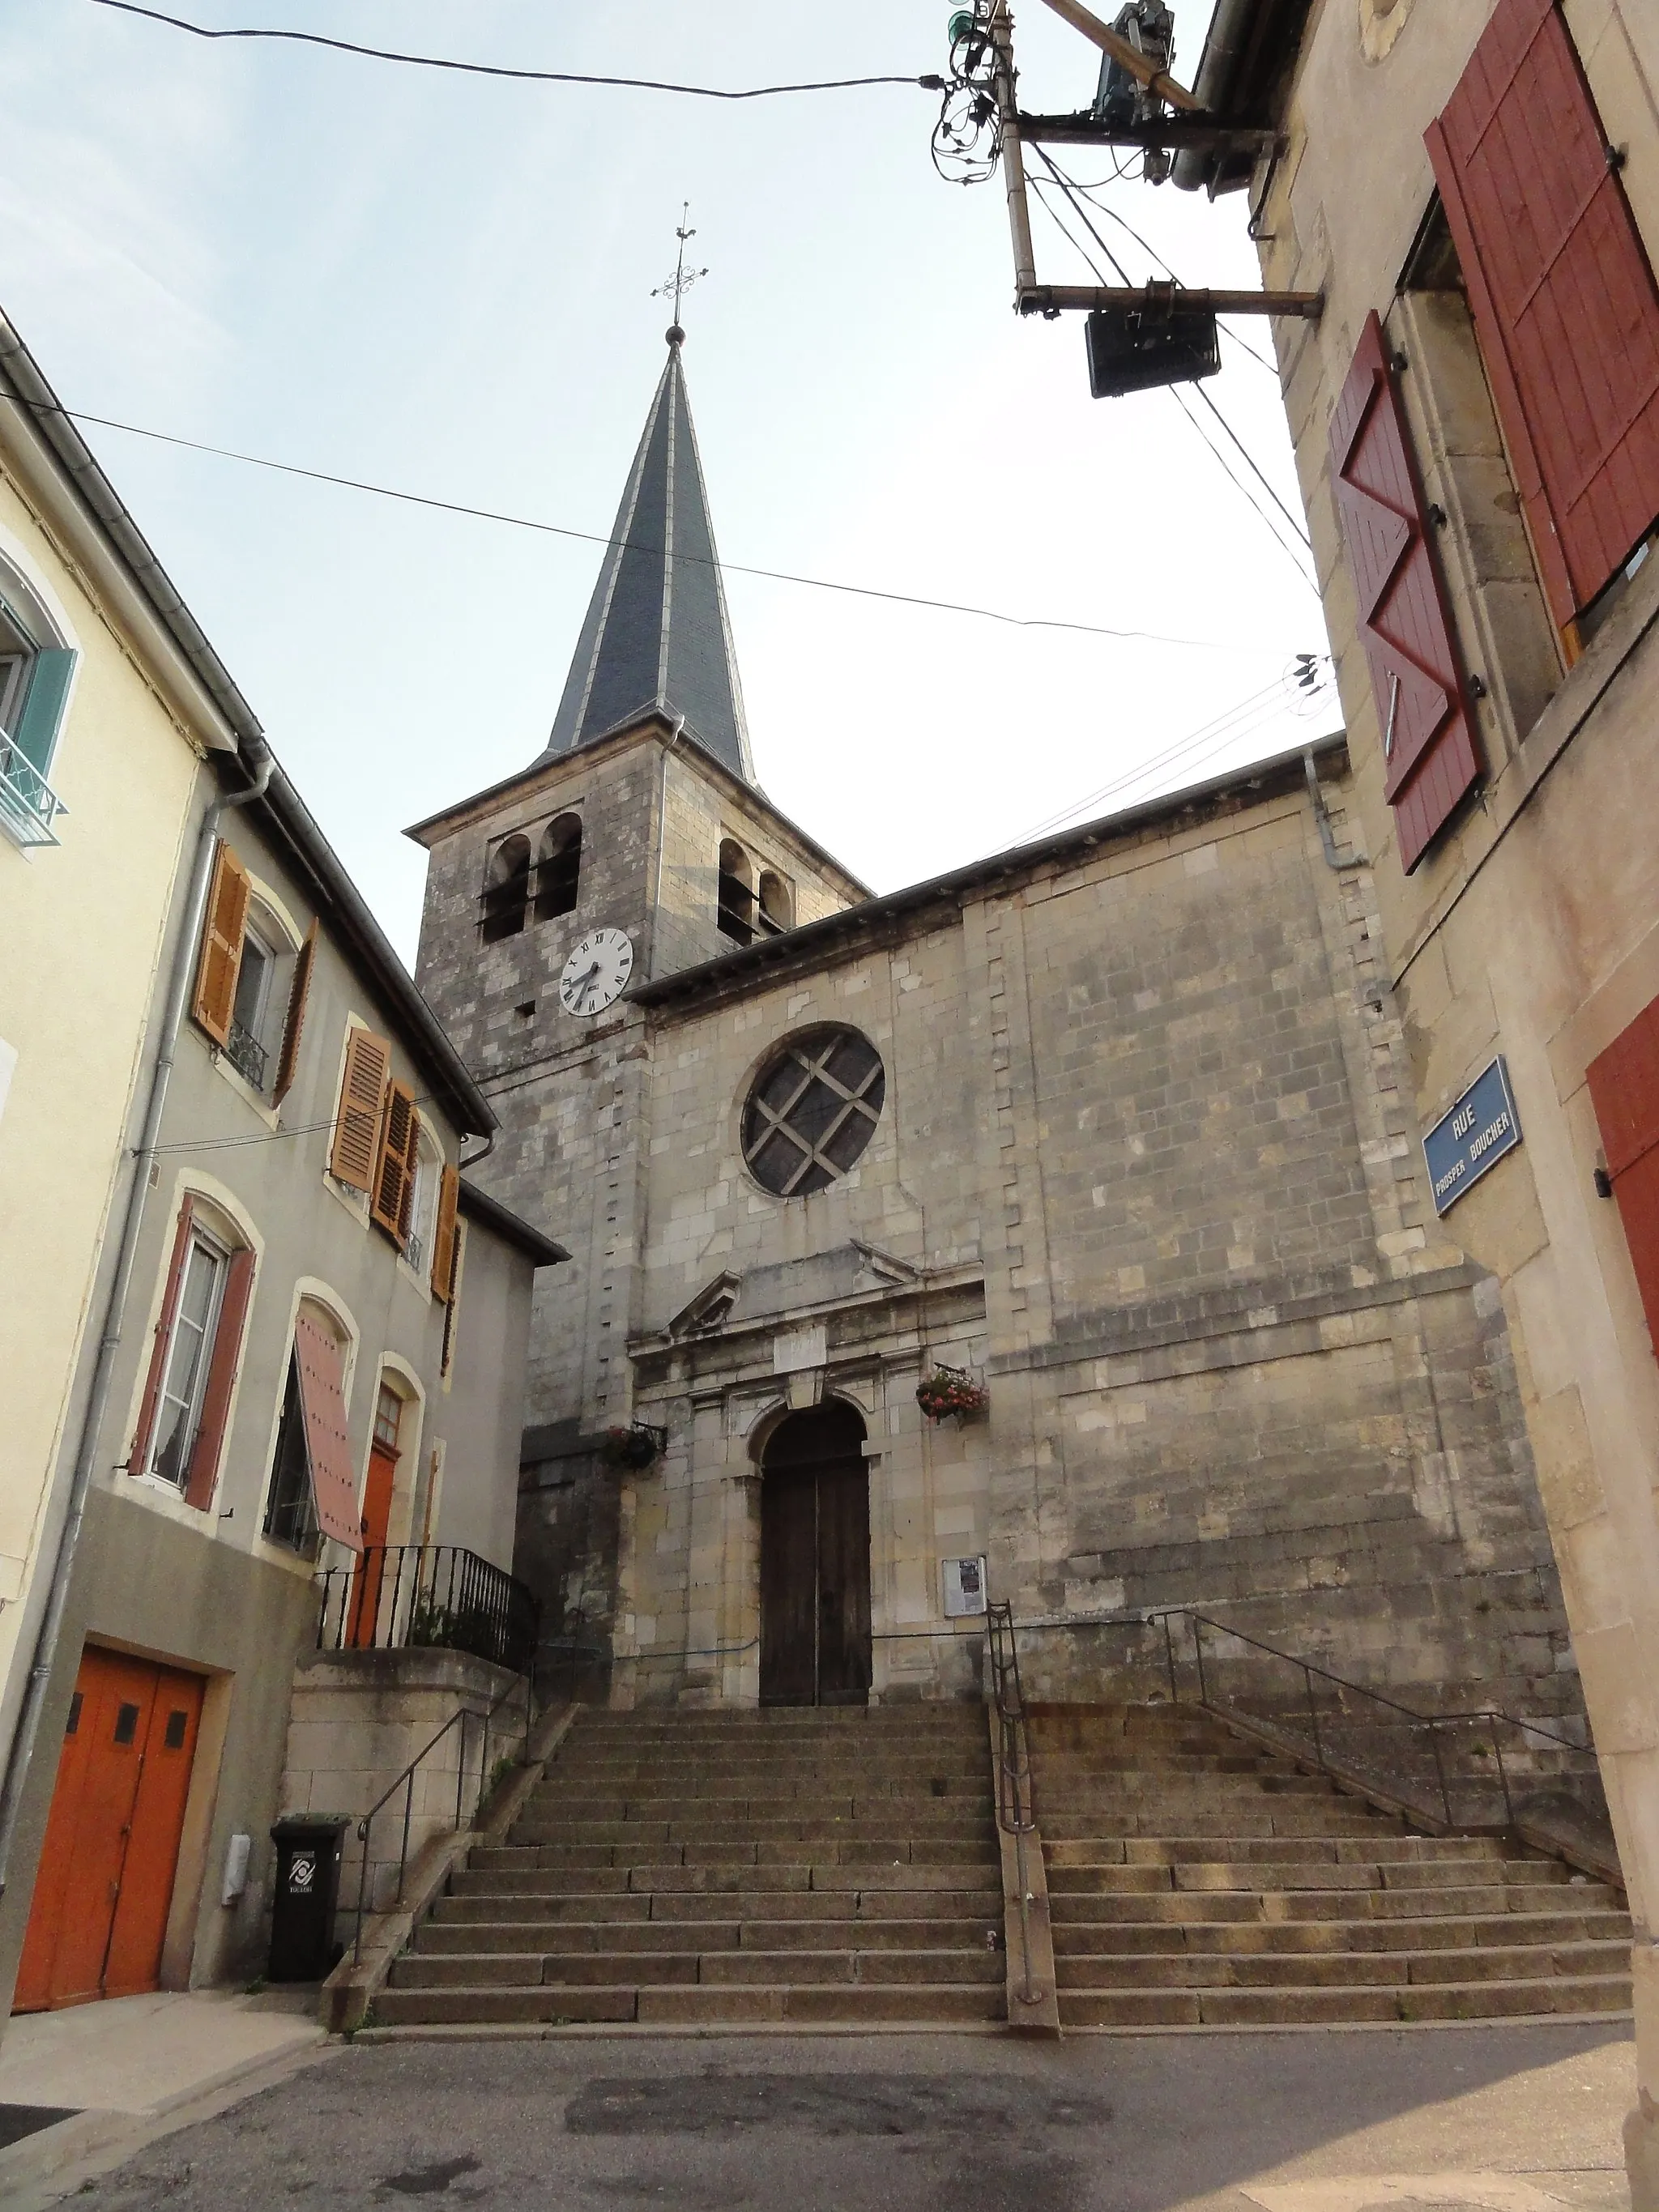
[1588,994,1659,1356]
[14,1648,205,2012]
[347,1383,403,1647]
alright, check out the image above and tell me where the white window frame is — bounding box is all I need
[143,1225,231,1490]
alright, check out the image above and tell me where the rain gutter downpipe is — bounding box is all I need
[1171,0,1256,194]
[0,731,274,1894]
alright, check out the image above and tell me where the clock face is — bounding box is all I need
[559,927,634,1018]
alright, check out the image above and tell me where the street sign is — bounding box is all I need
[1423,1056,1522,1215]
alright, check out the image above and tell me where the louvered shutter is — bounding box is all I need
[1427,0,1659,629]
[191,842,250,1046]
[130,1200,195,1474]
[182,1246,255,1511]
[10,650,76,775]
[429,1163,459,1299]
[272,923,317,1106]
[371,1083,420,1242]
[1329,312,1481,873]
[330,1029,391,1191]
[291,1312,364,1549]
[1587,995,1659,1358]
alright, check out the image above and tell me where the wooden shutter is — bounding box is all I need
[182,1246,255,1511]
[10,649,76,775]
[1329,312,1481,872]
[271,923,317,1106]
[371,1083,420,1242]
[1427,0,1659,629]
[291,1312,364,1549]
[1587,994,1659,1357]
[191,842,250,1047]
[130,1200,195,1475]
[429,1163,459,1299]
[329,1028,391,1192]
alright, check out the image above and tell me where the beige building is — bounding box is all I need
[1150,0,1659,2188]
[0,310,562,2023]
[0,309,255,1766]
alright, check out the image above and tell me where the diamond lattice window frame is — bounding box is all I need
[740,1027,885,1198]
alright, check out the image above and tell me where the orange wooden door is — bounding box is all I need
[13,1649,203,2013]
[346,1442,399,1647]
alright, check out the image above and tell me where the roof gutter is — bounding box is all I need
[1172,0,1259,191]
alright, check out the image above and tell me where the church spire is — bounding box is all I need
[539,288,754,785]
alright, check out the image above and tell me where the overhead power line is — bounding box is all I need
[90,2,941,99]
[2,390,1261,654]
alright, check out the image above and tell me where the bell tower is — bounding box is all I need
[407,325,868,1445]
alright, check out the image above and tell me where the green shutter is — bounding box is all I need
[10,650,75,776]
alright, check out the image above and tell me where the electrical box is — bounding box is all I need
[942,1555,988,1618]
[1086,300,1220,399]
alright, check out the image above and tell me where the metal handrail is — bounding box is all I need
[348,1662,535,1962]
[1010,1604,1593,1836]
[986,1601,1040,2009]
[317,1544,539,1678]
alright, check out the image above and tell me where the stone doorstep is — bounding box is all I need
[392,1947,1005,1991]
[369,1984,1007,2029]
[1055,1976,1634,2028]
[1048,1939,1631,1990]
[1054,1909,1631,1955]
[414,1915,998,1954]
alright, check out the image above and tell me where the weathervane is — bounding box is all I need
[652,203,709,344]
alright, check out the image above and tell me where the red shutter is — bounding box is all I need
[272,922,317,1106]
[329,1029,391,1193]
[1587,994,1659,1358]
[182,1246,255,1511]
[191,842,249,1048]
[1427,0,1659,629]
[1329,311,1482,872]
[292,1313,364,1550]
[129,1199,195,1475]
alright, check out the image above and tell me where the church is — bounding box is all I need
[407,330,1575,1728]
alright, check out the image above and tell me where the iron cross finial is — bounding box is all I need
[653,202,709,343]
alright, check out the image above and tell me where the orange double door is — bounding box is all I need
[14,1646,205,2013]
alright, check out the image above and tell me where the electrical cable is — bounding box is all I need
[1011,675,1297,844]
[1030,151,1316,570]
[89,2,941,100]
[1026,174,1317,587]
[0,390,1256,654]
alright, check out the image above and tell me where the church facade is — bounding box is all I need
[410,335,1576,1724]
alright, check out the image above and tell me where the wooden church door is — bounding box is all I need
[758,1403,872,1707]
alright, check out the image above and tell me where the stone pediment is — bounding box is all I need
[664,1242,929,1344]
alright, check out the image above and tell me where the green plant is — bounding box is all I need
[916,1365,987,1422]
[602,1426,660,1470]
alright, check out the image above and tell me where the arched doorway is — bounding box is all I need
[758,1400,872,1707]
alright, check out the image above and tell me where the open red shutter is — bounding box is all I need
[191,842,249,1047]
[1427,0,1659,629]
[292,1312,364,1549]
[1329,312,1481,872]
[1587,995,1659,1357]
[330,1029,391,1192]
[130,1199,195,1474]
[272,923,317,1106]
[371,1084,419,1244]
[183,1247,255,1511]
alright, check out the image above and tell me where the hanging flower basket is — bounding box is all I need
[600,1425,661,1472]
[916,1365,987,1424]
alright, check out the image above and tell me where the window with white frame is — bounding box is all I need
[0,569,77,850]
[147,1230,230,1487]
[403,1122,444,1277]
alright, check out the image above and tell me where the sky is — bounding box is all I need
[0,0,1334,963]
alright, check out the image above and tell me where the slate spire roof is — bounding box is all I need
[539,334,754,784]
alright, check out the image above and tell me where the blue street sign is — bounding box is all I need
[1422,1057,1523,1216]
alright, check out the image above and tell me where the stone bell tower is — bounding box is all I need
[407,327,868,1443]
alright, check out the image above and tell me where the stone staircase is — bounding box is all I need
[376,1704,1005,2027]
[1030,1702,1632,2027]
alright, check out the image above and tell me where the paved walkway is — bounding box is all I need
[30,2019,1637,2212]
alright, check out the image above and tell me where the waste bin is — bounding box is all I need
[268,1816,348,1982]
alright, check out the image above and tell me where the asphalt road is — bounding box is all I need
[67,2022,1635,2212]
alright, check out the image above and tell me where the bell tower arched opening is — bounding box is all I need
[757,1399,871,1707]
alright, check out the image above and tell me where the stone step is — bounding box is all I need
[483,1839,999,1871]
[435,1886,1000,1924]
[392,1944,1003,1992]
[1049,1882,1619,1924]
[452,1862,1001,1898]
[510,1814,996,1845]
[1035,1809,1396,1839]
[371,1982,1006,2028]
[525,1791,992,1819]
[1044,1857,1572,1896]
[1050,1939,1630,1991]
[1052,1909,1631,1956]
[416,1914,999,1956]
[1055,1975,1631,2028]
[1042,1835,1506,1869]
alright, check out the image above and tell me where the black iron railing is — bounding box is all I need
[1005,1605,1599,1839]
[224,1016,268,1090]
[986,1600,1043,2012]
[316,1545,539,1678]
[348,1664,535,1960]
